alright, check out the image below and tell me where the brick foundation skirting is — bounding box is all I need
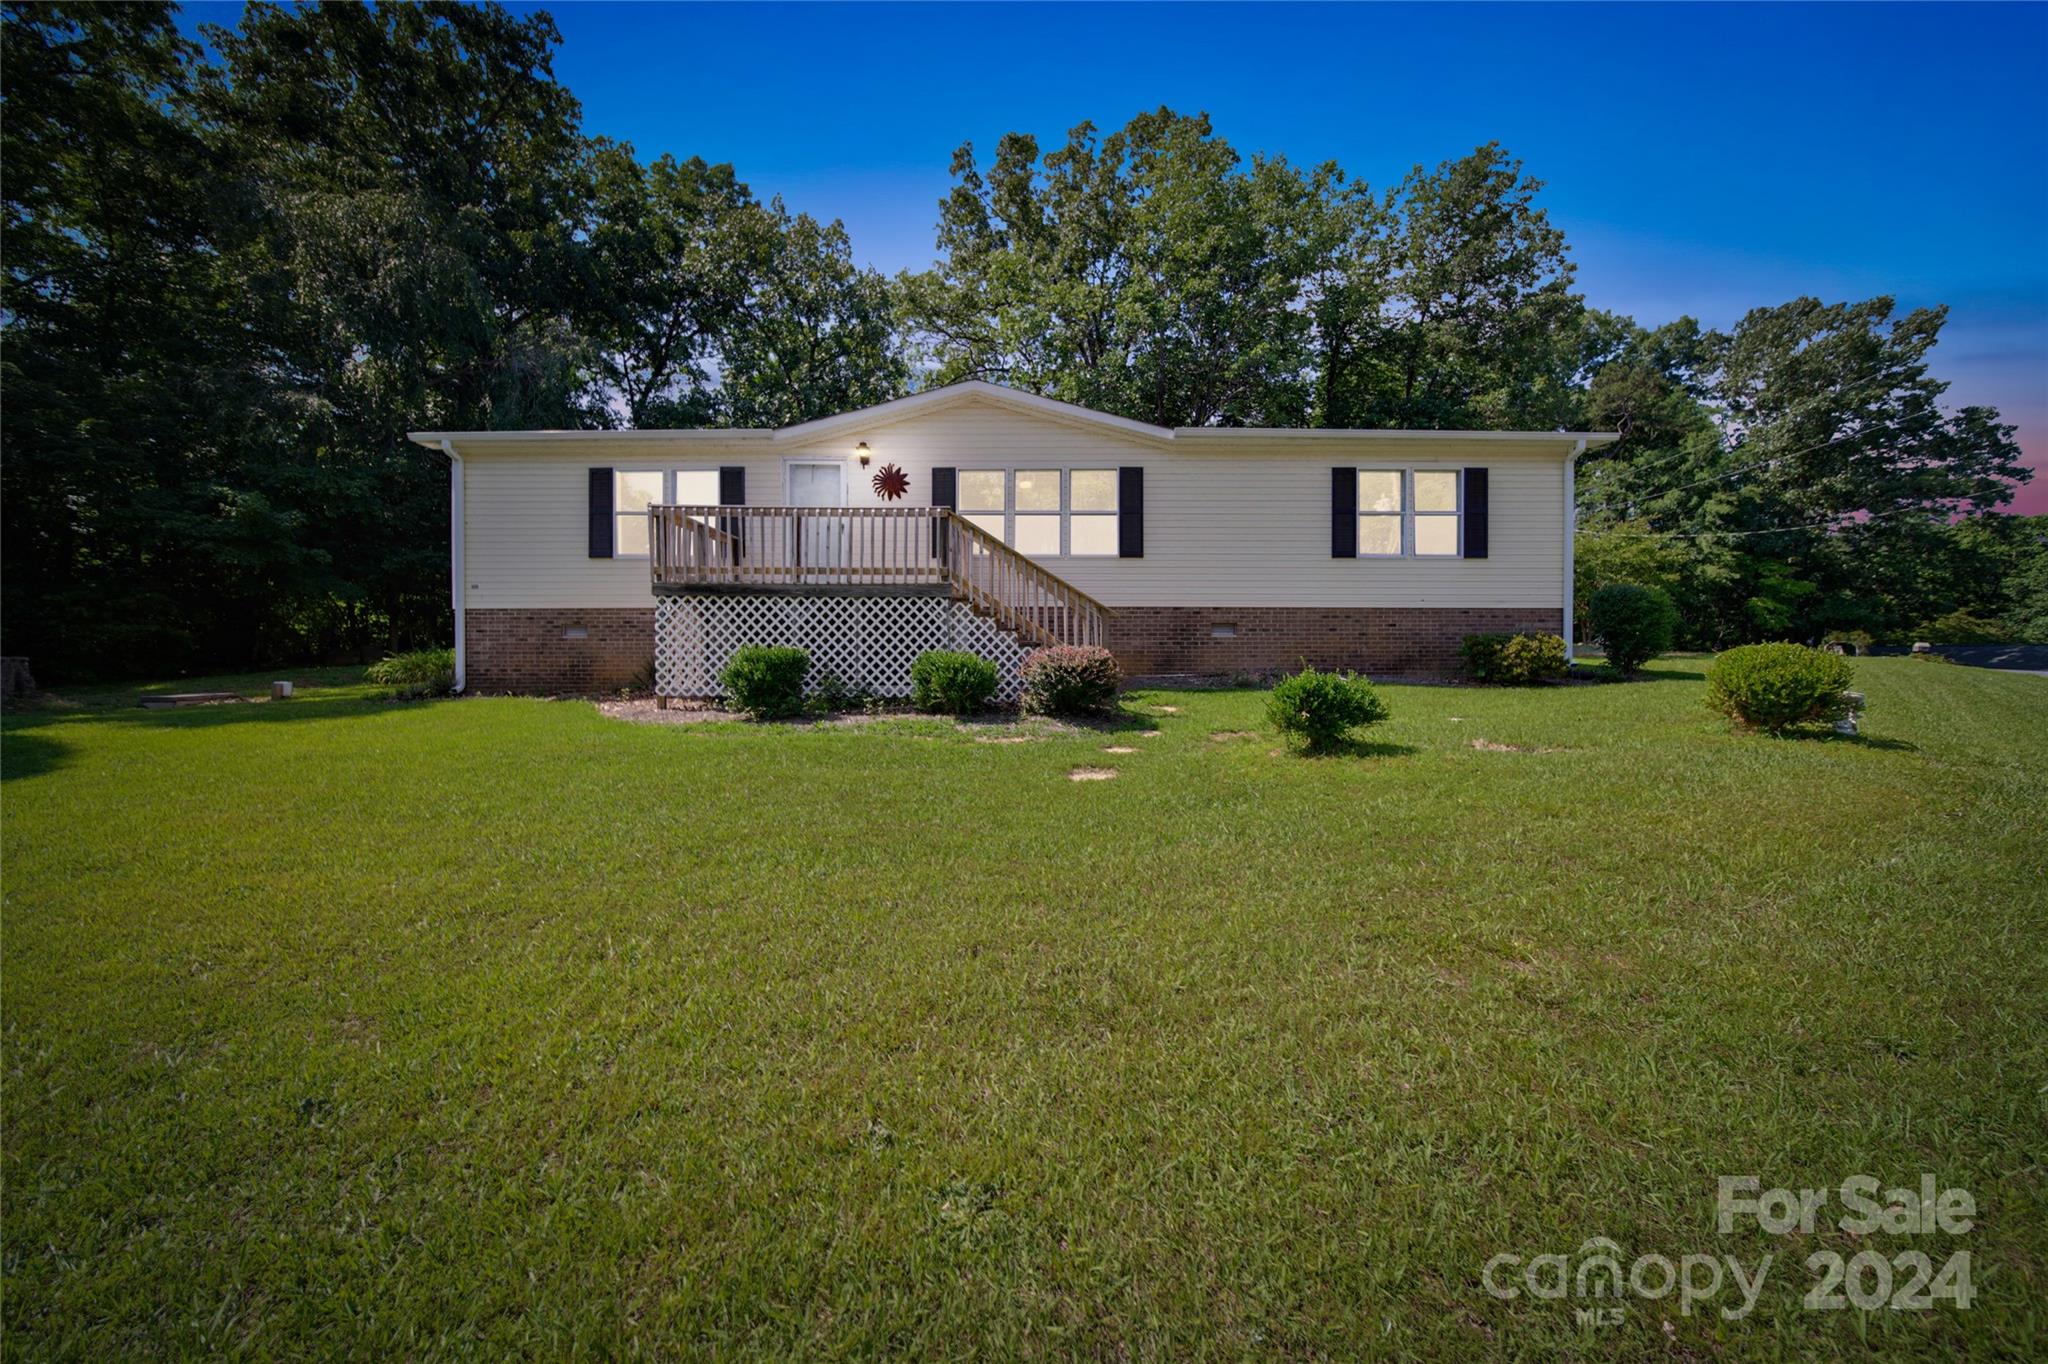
[465,608,654,692]
[1107,606,1565,680]
[465,603,1561,691]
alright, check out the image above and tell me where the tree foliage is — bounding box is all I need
[1,1,907,678]
[2,11,2036,678]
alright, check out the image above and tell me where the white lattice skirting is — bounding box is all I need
[655,593,1028,701]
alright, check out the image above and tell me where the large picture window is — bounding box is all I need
[958,467,1118,555]
[1355,469,1460,558]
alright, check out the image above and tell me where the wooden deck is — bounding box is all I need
[649,505,1109,648]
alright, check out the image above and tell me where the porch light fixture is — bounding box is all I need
[855,441,872,467]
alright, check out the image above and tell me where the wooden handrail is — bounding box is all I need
[940,511,1109,648]
[648,504,1109,649]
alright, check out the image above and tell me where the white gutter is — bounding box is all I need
[1564,438,1586,663]
[439,439,466,693]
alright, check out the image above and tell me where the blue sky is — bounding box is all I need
[181,1,2048,510]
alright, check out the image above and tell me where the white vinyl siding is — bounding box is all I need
[451,399,1568,610]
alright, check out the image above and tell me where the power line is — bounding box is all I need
[1580,413,1949,516]
[1588,501,1945,542]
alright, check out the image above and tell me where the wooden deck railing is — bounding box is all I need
[649,504,1108,648]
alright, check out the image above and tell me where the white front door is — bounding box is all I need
[787,462,846,573]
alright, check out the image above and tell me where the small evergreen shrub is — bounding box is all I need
[1019,645,1121,716]
[910,650,1000,715]
[1706,643,1855,734]
[1460,632,1568,685]
[366,647,455,696]
[1266,666,1390,753]
[1587,583,1679,674]
[721,645,810,719]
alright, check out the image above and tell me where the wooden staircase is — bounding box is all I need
[648,504,1109,649]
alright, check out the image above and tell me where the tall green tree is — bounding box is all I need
[719,205,908,427]
[0,1,286,674]
[1354,143,1589,430]
[902,109,1327,427]
[585,149,770,426]
[1576,298,2030,643]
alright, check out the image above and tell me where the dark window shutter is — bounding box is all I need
[589,467,614,558]
[1463,467,1489,559]
[718,466,746,560]
[1118,467,1144,558]
[931,466,956,559]
[1331,467,1357,558]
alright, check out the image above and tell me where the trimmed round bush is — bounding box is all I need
[1019,645,1121,716]
[1587,583,1679,674]
[1266,666,1390,753]
[721,644,810,719]
[1460,632,1567,685]
[1706,643,1854,734]
[910,650,999,715]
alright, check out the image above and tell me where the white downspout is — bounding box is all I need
[440,439,466,693]
[1564,438,1586,663]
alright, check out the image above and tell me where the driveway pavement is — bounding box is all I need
[1870,643,2048,676]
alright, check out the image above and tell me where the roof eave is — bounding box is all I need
[407,429,776,449]
[1171,428,1619,446]
[770,380,1178,448]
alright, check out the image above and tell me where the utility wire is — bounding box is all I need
[1580,413,1949,516]
[1589,501,1944,542]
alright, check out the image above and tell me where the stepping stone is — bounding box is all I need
[138,692,242,710]
[1103,745,1138,754]
[1068,767,1117,781]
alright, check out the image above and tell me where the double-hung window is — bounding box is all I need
[1356,469,1460,558]
[958,470,1007,545]
[1013,469,1061,554]
[614,469,721,557]
[1357,471,1404,556]
[1067,470,1118,555]
[961,468,1118,555]
[614,471,664,557]
[1412,470,1460,556]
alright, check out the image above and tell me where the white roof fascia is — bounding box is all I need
[770,380,1177,448]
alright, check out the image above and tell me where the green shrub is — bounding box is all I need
[1460,632,1568,685]
[365,647,454,695]
[1266,667,1390,753]
[1913,610,2012,645]
[910,650,1000,715]
[810,669,873,714]
[1020,646,1121,716]
[1821,629,1874,656]
[1705,643,1855,734]
[720,645,810,719]
[1587,583,1679,674]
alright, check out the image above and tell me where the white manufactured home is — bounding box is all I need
[410,382,1617,697]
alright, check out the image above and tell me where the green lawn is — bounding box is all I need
[4,659,2044,1359]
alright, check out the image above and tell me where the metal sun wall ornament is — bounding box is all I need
[871,463,910,501]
